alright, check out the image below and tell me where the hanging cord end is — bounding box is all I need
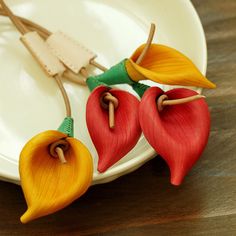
[157,94,206,111]
[50,117,74,164]
[55,147,67,164]
[49,139,70,164]
[101,92,119,129]
[80,67,119,129]
[136,23,156,65]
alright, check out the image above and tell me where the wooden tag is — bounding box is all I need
[46,31,97,74]
[21,32,66,76]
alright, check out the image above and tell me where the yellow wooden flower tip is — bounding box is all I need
[126,44,216,89]
[19,130,93,223]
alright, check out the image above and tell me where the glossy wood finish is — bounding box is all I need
[0,0,236,235]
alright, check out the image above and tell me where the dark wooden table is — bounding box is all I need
[1,0,236,235]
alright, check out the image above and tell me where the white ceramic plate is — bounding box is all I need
[0,0,207,185]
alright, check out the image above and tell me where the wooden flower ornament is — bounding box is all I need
[139,87,210,185]
[125,44,216,89]
[85,23,213,184]
[20,120,93,223]
[0,1,93,223]
[92,24,215,93]
[88,64,211,184]
[85,73,141,173]
[93,46,215,96]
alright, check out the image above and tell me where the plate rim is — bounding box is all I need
[0,0,207,185]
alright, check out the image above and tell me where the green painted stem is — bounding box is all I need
[96,60,133,85]
[131,83,150,97]
[86,59,151,97]
[58,117,74,137]
[86,60,131,91]
[86,77,107,91]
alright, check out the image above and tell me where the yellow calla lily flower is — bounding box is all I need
[19,130,93,223]
[126,44,216,89]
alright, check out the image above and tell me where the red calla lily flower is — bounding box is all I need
[139,87,210,185]
[86,86,141,172]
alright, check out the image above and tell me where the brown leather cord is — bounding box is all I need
[136,23,156,65]
[157,94,206,111]
[0,8,84,85]
[0,3,205,117]
[0,4,118,129]
[90,60,107,72]
[0,0,72,162]
[0,1,71,118]
[0,1,29,34]
[0,7,106,73]
[134,23,206,110]
[100,92,119,128]
[54,75,71,117]
[49,139,69,163]
[80,68,118,129]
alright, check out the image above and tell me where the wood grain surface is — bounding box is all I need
[0,0,236,235]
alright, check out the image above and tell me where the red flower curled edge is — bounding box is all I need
[139,87,210,185]
[86,86,141,172]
